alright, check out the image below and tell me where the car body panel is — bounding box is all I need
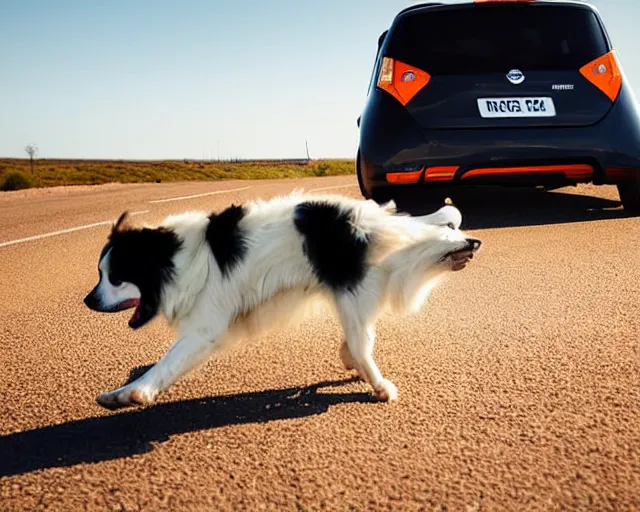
[356,0,640,198]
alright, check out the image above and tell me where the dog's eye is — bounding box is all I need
[447,222,456,230]
[109,274,123,287]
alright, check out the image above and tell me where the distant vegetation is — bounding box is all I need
[0,171,32,191]
[0,158,355,191]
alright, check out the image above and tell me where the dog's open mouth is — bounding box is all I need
[443,243,480,271]
[441,238,482,271]
[128,300,142,327]
[112,298,141,326]
[449,250,474,271]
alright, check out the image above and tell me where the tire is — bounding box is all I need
[370,187,394,205]
[617,177,640,214]
[356,149,395,204]
[355,149,370,199]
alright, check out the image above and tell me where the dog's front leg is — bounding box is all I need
[96,328,227,410]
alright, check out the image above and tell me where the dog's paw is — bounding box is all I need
[96,384,156,411]
[372,379,398,402]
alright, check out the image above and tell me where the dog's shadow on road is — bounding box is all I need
[392,186,634,230]
[0,374,373,478]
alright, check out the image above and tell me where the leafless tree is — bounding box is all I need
[25,144,38,173]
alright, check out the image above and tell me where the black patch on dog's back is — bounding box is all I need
[293,201,368,292]
[206,205,248,277]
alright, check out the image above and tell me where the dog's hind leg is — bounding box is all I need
[334,289,397,402]
[339,339,357,372]
[338,326,376,382]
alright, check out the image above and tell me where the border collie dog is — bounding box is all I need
[84,191,481,410]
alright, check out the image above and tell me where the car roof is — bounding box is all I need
[385,1,610,55]
[396,1,599,19]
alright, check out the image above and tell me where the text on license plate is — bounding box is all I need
[477,97,556,118]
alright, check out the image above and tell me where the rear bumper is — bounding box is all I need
[362,158,640,190]
[358,83,640,194]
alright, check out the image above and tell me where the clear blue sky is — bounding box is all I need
[1,0,638,160]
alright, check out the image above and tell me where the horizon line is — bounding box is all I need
[0,156,355,162]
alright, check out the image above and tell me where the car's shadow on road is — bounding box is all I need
[0,374,373,478]
[391,186,633,230]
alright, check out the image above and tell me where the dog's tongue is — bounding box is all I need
[128,300,141,327]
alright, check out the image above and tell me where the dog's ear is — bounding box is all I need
[113,211,132,233]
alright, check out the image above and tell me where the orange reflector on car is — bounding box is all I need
[580,51,622,102]
[377,57,431,106]
[606,166,638,180]
[386,170,423,184]
[424,166,459,182]
[462,164,594,181]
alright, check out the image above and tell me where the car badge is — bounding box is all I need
[401,71,416,83]
[506,69,525,85]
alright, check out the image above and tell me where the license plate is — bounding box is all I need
[477,97,556,118]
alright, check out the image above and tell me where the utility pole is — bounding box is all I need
[305,139,310,162]
[25,144,38,173]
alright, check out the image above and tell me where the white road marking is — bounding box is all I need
[0,182,351,249]
[148,186,252,204]
[0,210,150,249]
[308,184,358,192]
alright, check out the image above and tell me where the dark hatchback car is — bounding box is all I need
[356,0,640,212]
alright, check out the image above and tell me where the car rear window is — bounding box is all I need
[385,5,609,75]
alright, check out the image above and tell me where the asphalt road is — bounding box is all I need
[1,176,638,511]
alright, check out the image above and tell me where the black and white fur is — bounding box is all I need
[84,191,481,410]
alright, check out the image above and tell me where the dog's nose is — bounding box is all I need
[466,237,482,251]
[84,290,100,311]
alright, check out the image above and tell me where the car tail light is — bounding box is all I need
[606,166,640,181]
[461,164,594,181]
[386,170,423,184]
[579,51,622,102]
[424,166,459,182]
[377,57,431,106]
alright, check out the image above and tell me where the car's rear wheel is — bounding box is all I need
[370,188,394,205]
[356,149,396,204]
[617,178,640,214]
[355,149,370,199]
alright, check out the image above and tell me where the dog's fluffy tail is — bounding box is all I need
[373,202,464,315]
[379,238,451,315]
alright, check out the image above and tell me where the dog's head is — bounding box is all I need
[83,212,182,329]
[420,199,482,271]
